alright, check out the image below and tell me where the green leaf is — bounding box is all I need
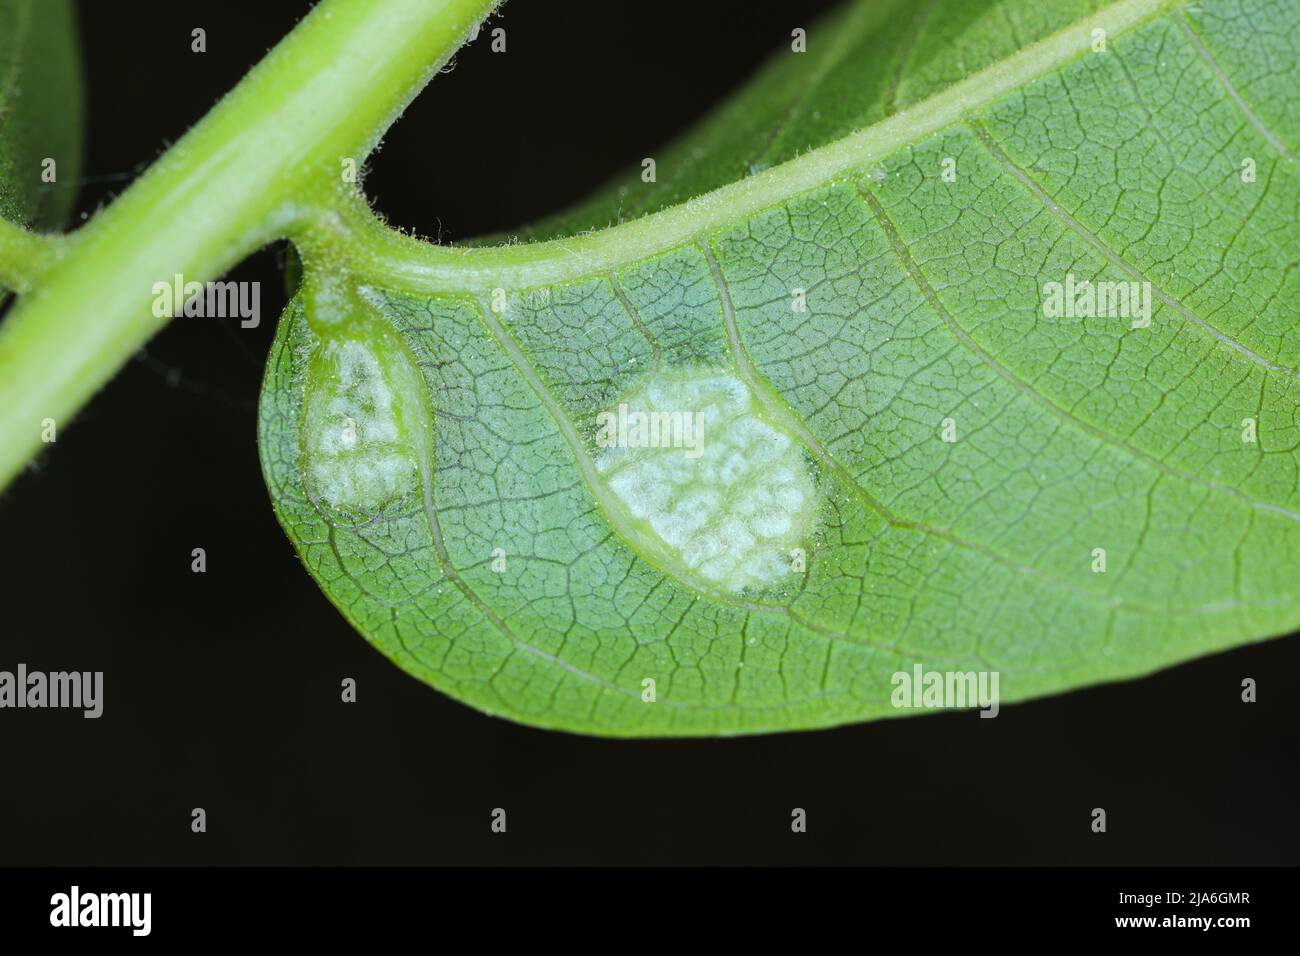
[260,0,1300,736]
[0,0,83,230]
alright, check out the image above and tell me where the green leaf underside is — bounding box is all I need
[0,0,82,229]
[261,0,1300,736]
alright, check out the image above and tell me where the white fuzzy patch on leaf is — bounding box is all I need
[595,371,816,592]
[302,337,421,511]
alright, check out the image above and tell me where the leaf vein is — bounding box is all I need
[860,182,1300,523]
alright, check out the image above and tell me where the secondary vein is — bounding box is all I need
[860,184,1300,524]
[967,119,1300,381]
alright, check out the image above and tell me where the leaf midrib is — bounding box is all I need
[358,0,1181,293]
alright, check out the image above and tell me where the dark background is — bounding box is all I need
[1,0,1296,866]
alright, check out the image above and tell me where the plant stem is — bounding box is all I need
[0,218,60,293]
[0,0,498,490]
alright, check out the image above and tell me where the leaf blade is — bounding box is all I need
[262,0,1300,735]
[0,0,83,230]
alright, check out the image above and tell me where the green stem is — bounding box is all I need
[0,0,498,490]
[0,218,61,293]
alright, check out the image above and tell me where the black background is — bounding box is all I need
[1,0,1297,866]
